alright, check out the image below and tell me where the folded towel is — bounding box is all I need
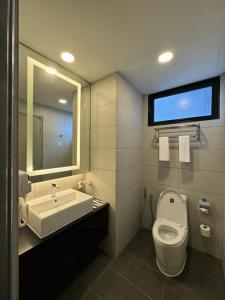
[159,136,170,161]
[179,135,190,162]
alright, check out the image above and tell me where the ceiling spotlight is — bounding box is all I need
[59,99,67,104]
[158,51,174,63]
[60,52,75,63]
[46,67,57,75]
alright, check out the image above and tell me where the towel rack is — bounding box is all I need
[154,124,201,143]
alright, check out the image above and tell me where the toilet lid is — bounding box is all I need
[157,190,188,226]
[153,218,187,246]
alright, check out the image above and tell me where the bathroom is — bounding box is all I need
[1,0,225,299]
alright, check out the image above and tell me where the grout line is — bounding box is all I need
[160,277,168,300]
[122,248,164,277]
[107,265,155,300]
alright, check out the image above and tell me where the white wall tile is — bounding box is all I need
[91,148,116,171]
[117,149,141,170]
[117,103,142,131]
[91,126,116,149]
[179,169,225,196]
[117,73,142,115]
[116,166,141,193]
[117,126,142,149]
[142,148,178,168]
[116,184,141,256]
[91,74,116,108]
[142,165,179,187]
[91,103,116,128]
[179,148,225,173]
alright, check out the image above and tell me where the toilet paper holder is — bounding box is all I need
[198,198,210,215]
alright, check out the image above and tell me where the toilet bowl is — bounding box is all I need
[152,190,188,277]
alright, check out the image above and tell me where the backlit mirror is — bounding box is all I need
[19,44,90,182]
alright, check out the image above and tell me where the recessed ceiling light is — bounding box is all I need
[60,52,75,63]
[46,67,57,75]
[59,99,67,104]
[158,51,174,63]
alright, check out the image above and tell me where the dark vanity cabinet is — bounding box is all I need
[19,204,109,300]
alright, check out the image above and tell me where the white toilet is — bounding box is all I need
[152,189,188,277]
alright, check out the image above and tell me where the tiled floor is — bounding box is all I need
[56,229,225,300]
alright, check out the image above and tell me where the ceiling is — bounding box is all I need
[19,0,225,94]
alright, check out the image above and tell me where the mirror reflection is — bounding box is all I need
[19,44,90,182]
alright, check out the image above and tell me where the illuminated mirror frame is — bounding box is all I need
[27,57,81,176]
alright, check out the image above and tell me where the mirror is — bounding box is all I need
[19,44,90,182]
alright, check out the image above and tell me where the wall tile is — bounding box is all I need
[86,169,116,206]
[189,229,222,259]
[116,166,141,193]
[117,73,142,115]
[116,184,141,255]
[91,103,116,128]
[91,75,116,108]
[117,149,141,170]
[91,148,116,171]
[142,165,179,187]
[117,126,142,149]
[179,148,225,173]
[117,103,142,131]
[91,126,116,149]
[179,188,223,252]
[179,168,225,196]
[142,148,178,168]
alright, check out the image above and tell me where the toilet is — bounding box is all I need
[152,189,188,277]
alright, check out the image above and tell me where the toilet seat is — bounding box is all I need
[153,218,187,247]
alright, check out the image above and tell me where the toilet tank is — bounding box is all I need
[156,190,188,226]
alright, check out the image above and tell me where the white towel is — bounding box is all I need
[159,136,170,161]
[179,135,190,162]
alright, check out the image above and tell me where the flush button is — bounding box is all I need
[170,198,174,203]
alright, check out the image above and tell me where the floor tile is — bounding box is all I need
[80,254,110,287]
[55,276,88,300]
[111,251,166,300]
[135,228,154,246]
[188,248,225,283]
[172,266,225,300]
[82,289,100,300]
[162,280,204,300]
[125,237,157,270]
[92,267,151,300]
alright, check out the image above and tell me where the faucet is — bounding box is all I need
[51,183,60,197]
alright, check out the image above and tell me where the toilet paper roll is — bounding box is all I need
[200,224,211,238]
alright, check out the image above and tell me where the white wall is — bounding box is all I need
[115,74,142,255]
[86,73,142,257]
[142,76,225,259]
[86,74,117,256]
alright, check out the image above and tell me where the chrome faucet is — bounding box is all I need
[51,183,60,197]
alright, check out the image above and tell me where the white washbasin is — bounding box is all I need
[26,189,93,238]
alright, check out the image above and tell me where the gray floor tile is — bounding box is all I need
[125,237,157,270]
[81,255,110,287]
[92,267,151,300]
[135,228,154,246]
[188,248,225,283]
[163,280,204,300]
[56,276,89,300]
[82,289,100,300]
[111,251,166,300]
[172,266,225,300]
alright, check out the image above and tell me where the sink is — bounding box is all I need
[26,189,93,238]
